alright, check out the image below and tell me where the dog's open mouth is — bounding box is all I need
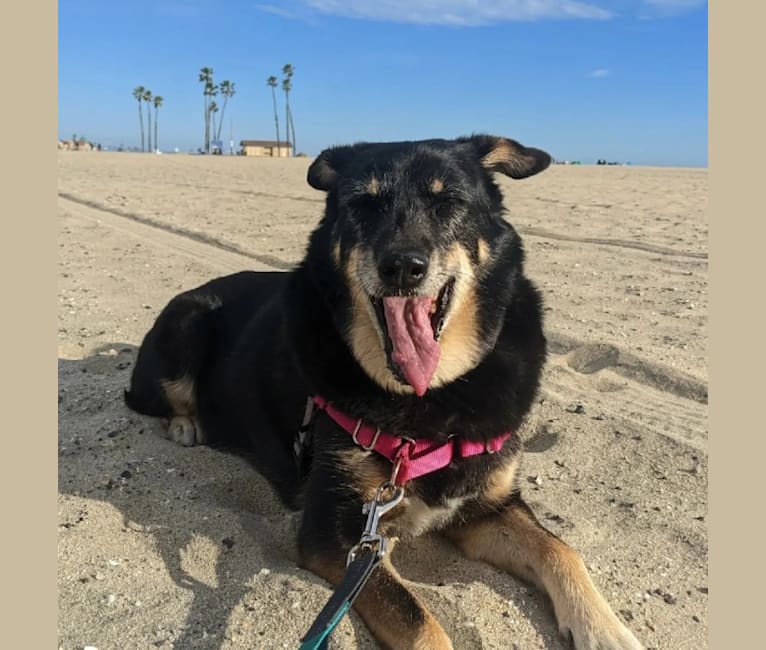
[370,278,455,396]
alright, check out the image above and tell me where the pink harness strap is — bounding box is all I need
[312,395,511,486]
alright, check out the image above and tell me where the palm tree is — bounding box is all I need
[142,89,153,152]
[282,64,295,156]
[132,86,146,152]
[288,104,297,156]
[209,101,219,152]
[153,95,163,152]
[267,76,281,156]
[205,83,218,152]
[198,67,214,153]
[215,80,235,142]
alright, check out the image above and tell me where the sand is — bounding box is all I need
[57,152,708,649]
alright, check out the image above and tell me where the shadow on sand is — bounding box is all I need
[58,343,566,649]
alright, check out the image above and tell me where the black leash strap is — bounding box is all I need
[299,485,405,649]
[298,547,379,650]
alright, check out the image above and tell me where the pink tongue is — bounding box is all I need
[382,296,440,397]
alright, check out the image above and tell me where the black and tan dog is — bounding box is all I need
[125,135,642,649]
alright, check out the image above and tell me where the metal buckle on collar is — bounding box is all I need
[352,419,382,451]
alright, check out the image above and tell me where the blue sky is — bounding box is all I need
[58,0,708,166]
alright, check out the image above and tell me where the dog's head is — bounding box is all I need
[307,135,550,396]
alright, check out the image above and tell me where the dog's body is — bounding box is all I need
[126,135,642,649]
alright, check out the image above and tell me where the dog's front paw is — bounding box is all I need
[559,606,643,650]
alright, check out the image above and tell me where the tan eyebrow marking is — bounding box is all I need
[430,178,444,194]
[367,177,380,196]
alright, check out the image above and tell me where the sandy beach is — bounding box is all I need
[57,151,708,649]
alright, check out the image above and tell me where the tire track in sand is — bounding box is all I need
[517,226,707,260]
[60,190,705,262]
[58,193,294,272]
[542,357,707,452]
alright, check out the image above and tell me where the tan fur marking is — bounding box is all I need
[477,238,490,264]
[481,140,514,168]
[387,494,468,538]
[431,243,484,387]
[481,139,534,176]
[412,613,453,650]
[335,449,390,502]
[483,457,520,504]
[367,176,380,196]
[336,448,467,538]
[161,375,196,415]
[345,248,415,395]
[430,178,444,194]
[446,504,643,648]
[302,551,452,649]
[332,241,341,268]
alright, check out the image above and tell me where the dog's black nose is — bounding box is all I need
[378,249,430,290]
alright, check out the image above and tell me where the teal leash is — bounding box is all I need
[298,547,378,650]
[299,484,405,649]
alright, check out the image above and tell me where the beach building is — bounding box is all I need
[239,139,292,157]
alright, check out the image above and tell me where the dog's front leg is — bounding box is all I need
[445,495,643,650]
[298,490,452,650]
[300,550,452,650]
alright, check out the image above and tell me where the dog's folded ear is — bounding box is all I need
[307,145,357,192]
[462,135,552,179]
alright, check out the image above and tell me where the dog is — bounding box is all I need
[125,135,643,649]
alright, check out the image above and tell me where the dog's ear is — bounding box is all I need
[462,135,551,179]
[307,145,357,191]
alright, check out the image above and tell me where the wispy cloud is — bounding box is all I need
[255,3,322,25]
[588,68,610,78]
[643,0,706,10]
[640,0,707,17]
[255,1,706,26]
[255,3,302,20]
[300,1,613,26]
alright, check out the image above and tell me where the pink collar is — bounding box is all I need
[312,395,512,486]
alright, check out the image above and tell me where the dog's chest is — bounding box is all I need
[386,494,469,538]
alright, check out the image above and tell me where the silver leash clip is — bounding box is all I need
[346,483,404,565]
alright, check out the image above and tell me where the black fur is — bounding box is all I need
[126,134,550,597]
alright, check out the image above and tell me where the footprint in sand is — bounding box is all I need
[565,343,619,374]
